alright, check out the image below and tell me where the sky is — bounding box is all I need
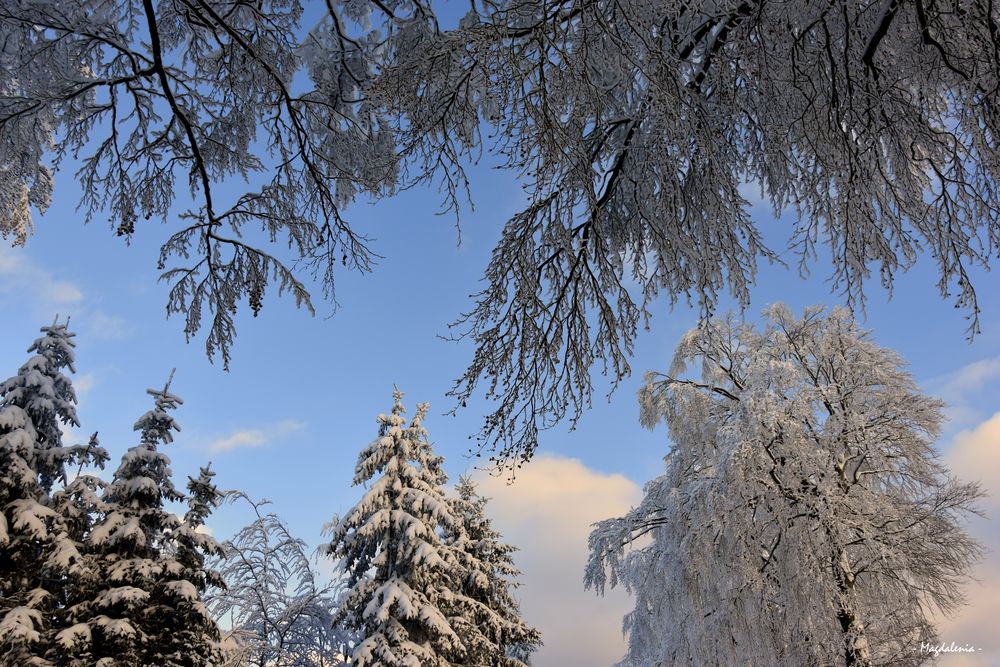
[3,140,1000,665]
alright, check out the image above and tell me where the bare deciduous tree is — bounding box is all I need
[208,492,351,667]
[391,0,1000,464]
[0,0,417,365]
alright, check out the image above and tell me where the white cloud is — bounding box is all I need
[212,431,268,452]
[948,412,1000,496]
[41,279,84,304]
[472,455,642,667]
[464,422,997,667]
[209,419,305,453]
[937,412,1000,667]
[0,246,133,340]
[74,372,96,402]
[0,245,84,308]
[927,357,1000,433]
[939,358,1000,396]
[83,310,134,341]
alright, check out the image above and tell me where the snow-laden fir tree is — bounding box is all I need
[209,491,353,667]
[0,318,105,665]
[443,476,540,666]
[586,305,984,667]
[0,317,80,492]
[158,464,226,666]
[327,389,463,667]
[85,375,223,666]
[52,433,111,563]
[48,431,112,667]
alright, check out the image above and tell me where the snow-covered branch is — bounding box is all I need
[588,305,985,667]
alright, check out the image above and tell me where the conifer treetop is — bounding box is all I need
[0,317,80,491]
[330,389,462,667]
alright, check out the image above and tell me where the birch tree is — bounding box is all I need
[209,492,352,667]
[585,305,984,667]
[4,0,1000,463]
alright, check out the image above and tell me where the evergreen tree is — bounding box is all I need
[444,477,541,667]
[86,375,223,666]
[0,396,50,665]
[0,317,80,492]
[53,434,111,556]
[160,465,226,666]
[0,319,99,665]
[327,389,463,667]
[49,433,111,667]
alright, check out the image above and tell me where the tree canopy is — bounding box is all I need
[586,305,984,667]
[326,389,540,666]
[209,491,353,667]
[3,0,999,464]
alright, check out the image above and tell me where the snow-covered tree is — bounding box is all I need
[0,324,229,666]
[444,476,540,666]
[85,375,223,666]
[327,389,463,667]
[0,319,102,665]
[157,464,227,666]
[0,317,81,492]
[586,305,985,667]
[209,491,352,667]
[5,1,1000,464]
[0,0,412,368]
[53,433,111,555]
[47,432,111,667]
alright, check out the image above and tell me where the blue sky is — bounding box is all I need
[3,147,1000,664]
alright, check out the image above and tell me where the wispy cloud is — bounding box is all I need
[925,356,1000,436]
[73,372,96,402]
[0,245,84,309]
[0,246,133,340]
[84,310,134,341]
[948,413,1000,495]
[912,359,1000,664]
[209,419,305,453]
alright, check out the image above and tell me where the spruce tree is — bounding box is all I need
[50,433,111,667]
[0,398,50,665]
[0,317,80,492]
[157,465,225,667]
[86,375,223,666]
[444,477,541,667]
[327,389,463,667]
[0,319,98,665]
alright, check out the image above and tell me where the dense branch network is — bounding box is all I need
[3,0,1000,465]
[390,0,1000,465]
[0,0,432,366]
[585,305,984,666]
